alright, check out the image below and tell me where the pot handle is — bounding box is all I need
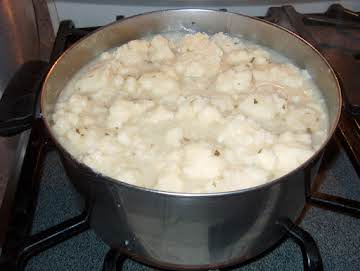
[278,218,323,271]
[0,61,49,137]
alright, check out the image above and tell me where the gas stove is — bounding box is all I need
[0,4,359,271]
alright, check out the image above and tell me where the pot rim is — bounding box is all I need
[40,8,342,198]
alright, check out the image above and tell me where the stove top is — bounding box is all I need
[0,4,359,271]
[23,138,360,271]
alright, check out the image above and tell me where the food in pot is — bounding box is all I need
[51,32,328,193]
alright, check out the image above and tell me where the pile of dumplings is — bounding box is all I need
[52,32,328,193]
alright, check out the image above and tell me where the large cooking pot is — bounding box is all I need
[5,9,342,269]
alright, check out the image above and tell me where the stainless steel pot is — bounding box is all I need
[7,9,343,269]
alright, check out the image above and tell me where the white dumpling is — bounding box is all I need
[239,92,288,122]
[218,115,275,151]
[197,104,222,124]
[165,127,184,147]
[215,66,253,93]
[285,105,323,132]
[225,49,252,65]
[149,35,175,62]
[253,63,305,89]
[114,39,149,66]
[182,142,225,179]
[138,71,180,97]
[248,47,271,65]
[107,98,153,128]
[176,33,223,77]
[144,105,174,123]
[74,61,123,94]
[278,131,312,146]
[212,32,244,53]
[273,143,313,176]
[255,148,277,172]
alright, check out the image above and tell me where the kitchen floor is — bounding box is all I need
[25,138,360,271]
